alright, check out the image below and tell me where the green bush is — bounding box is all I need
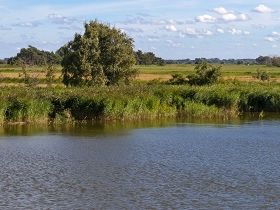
[255,69,270,81]
[187,62,221,86]
[5,97,28,122]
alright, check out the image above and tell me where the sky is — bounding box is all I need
[0,0,280,59]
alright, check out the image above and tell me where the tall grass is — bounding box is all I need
[0,82,280,124]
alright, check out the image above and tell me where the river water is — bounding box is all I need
[0,119,279,209]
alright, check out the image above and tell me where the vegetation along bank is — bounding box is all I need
[1,82,280,124]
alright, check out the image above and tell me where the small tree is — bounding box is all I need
[168,74,187,85]
[61,20,136,86]
[187,62,221,86]
[255,69,270,81]
[46,64,56,86]
[17,59,39,87]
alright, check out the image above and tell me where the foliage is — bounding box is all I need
[7,46,61,66]
[4,97,28,121]
[187,62,221,85]
[168,74,187,85]
[61,20,136,86]
[165,58,257,65]
[0,82,279,124]
[135,50,165,65]
[256,56,280,67]
[18,64,40,87]
[0,59,6,64]
[256,56,272,66]
[45,64,56,86]
[255,69,270,81]
[271,57,280,67]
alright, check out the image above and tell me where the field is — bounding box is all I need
[136,64,280,82]
[1,64,280,86]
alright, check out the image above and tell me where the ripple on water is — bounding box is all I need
[0,122,279,209]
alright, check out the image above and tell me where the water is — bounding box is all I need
[0,119,279,209]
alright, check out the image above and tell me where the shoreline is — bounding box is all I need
[0,82,280,125]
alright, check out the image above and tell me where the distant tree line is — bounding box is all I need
[135,50,165,65]
[165,58,258,65]
[0,59,7,64]
[1,45,280,68]
[256,56,280,67]
[6,45,61,66]
[2,46,165,66]
[165,56,280,67]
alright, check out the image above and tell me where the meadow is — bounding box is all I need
[1,64,280,85]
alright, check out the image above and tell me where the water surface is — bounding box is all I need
[0,119,279,209]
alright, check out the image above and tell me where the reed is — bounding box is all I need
[0,82,280,124]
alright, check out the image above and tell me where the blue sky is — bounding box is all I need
[0,0,280,59]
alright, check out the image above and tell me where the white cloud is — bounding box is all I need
[265,37,277,42]
[217,28,224,33]
[184,27,198,36]
[147,35,160,42]
[222,13,237,21]
[228,28,250,36]
[221,13,249,22]
[166,39,183,48]
[182,27,213,38]
[203,30,213,36]
[14,21,41,28]
[272,32,280,36]
[264,31,280,42]
[254,4,273,13]
[228,28,242,35]
[165,25,177,32]
[48,13,77,25]
[239,14,249,21]
[121,27,144,33]
[195,14,216,23]
[213,7,229,15]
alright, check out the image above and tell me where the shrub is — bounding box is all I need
[255,69,270,81]
[187,62,221,86]
[168,74,187,85]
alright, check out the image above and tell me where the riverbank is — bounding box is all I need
[0,82,280,124]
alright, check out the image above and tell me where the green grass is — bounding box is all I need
[0,64,61,73]
[137,64,280,77]
[1,64,280,81]
[0,82,280,124]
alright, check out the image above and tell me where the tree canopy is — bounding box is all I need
[135,50,165,65]
[187,62,221,86]
[61,20,136,86]
[7,46,61,66]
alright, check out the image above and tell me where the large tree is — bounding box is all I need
[61,21,136,86]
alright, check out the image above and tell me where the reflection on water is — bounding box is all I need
[0,117,279,209]
[1,114,280,137]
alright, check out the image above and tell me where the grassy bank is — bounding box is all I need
[0,82,280,124]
